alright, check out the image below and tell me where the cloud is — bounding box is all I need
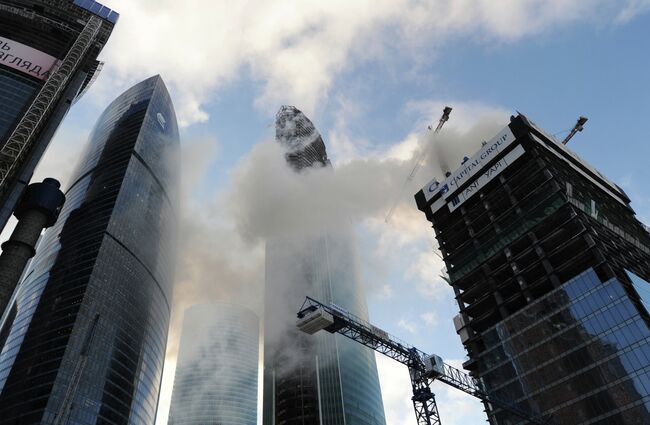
[377,283,394,299]
[398,318,418,334]
[420,311,438,327]
[31,127,90,186]
[395,312,437,335]
[376,354,414,425]
[407,250,448,299]
[326,95,373,163]
[615,0,650,23]
[94,0,645,126]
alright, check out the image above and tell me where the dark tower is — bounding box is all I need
[0,0,117,232]
[415,114,650,424]
[0,75,179,424]
[264,106,385,425]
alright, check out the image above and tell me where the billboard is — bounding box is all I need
[420,125,516,203]
[0,37,59,80]
[446,144,526,212]
[441,126,516,200]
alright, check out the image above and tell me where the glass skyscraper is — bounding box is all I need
[0,75,179,424]
[415,114,650,424]
[0,0,118,231]
[264,106,386,425]
[168,304,259,425]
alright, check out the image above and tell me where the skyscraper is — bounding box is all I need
[0,75,179,424]
[0,0,117,231]
[168,304,259,425]
[415,114,650,424]
[264,106,386,425]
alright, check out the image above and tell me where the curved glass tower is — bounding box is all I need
[168,304,259,425]
[0,75,179,424]
[264,106,385,425]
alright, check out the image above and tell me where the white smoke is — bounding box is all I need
[3,99,512,425]
[157,108,510,421]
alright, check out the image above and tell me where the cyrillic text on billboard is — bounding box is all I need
[0,38,59,80]
[419,125,516,204]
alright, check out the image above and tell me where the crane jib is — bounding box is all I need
[296,296,549,425]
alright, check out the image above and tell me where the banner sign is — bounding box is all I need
[421,125,516,203]
[0,37,59,80]
[442,126,516,200]
[422,176,442,203]
[446,144,526,212]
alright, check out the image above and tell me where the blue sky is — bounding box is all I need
[26,1,650,424]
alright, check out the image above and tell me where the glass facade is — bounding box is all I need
[480,268,650,424]
[0,67,39,145]
[264,106,385,425]
[265,233,386,425]
[0,0,117,230]
[168,304,259,425]
[627,270,650,313]
[0,75,179,424]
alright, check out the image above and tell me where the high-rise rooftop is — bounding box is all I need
[275,105,330,171]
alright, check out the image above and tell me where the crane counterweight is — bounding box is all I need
[296,306,335,334]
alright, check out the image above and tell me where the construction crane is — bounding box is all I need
[385,106,452,223]
[296,296,548,425]
[561,116,588,145]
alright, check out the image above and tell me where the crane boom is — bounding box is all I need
[385,106,452,224]
[561,116,588,145]
[296,296,548,425]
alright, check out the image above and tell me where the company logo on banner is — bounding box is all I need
[442,126,516,199]
[420,125,516,203]
[447,144,526,212]
[422,177,441,202]
[0,37,59,80]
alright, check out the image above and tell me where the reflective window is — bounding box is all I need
[168,305,259,424]
[0,67,40,145]
[478,268,650,424]
[0,76,178,424]
[626,269,650,314]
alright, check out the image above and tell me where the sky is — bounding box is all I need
[15,0,650,424]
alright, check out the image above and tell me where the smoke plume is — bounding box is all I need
[158,107,510,423]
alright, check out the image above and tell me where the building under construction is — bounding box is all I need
[0,0,117,231]
[415,114,650,424]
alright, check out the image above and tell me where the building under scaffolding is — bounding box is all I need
[0,0,117,231]
[415,114,650,424]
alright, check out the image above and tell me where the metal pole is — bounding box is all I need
[0,178,65,315]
